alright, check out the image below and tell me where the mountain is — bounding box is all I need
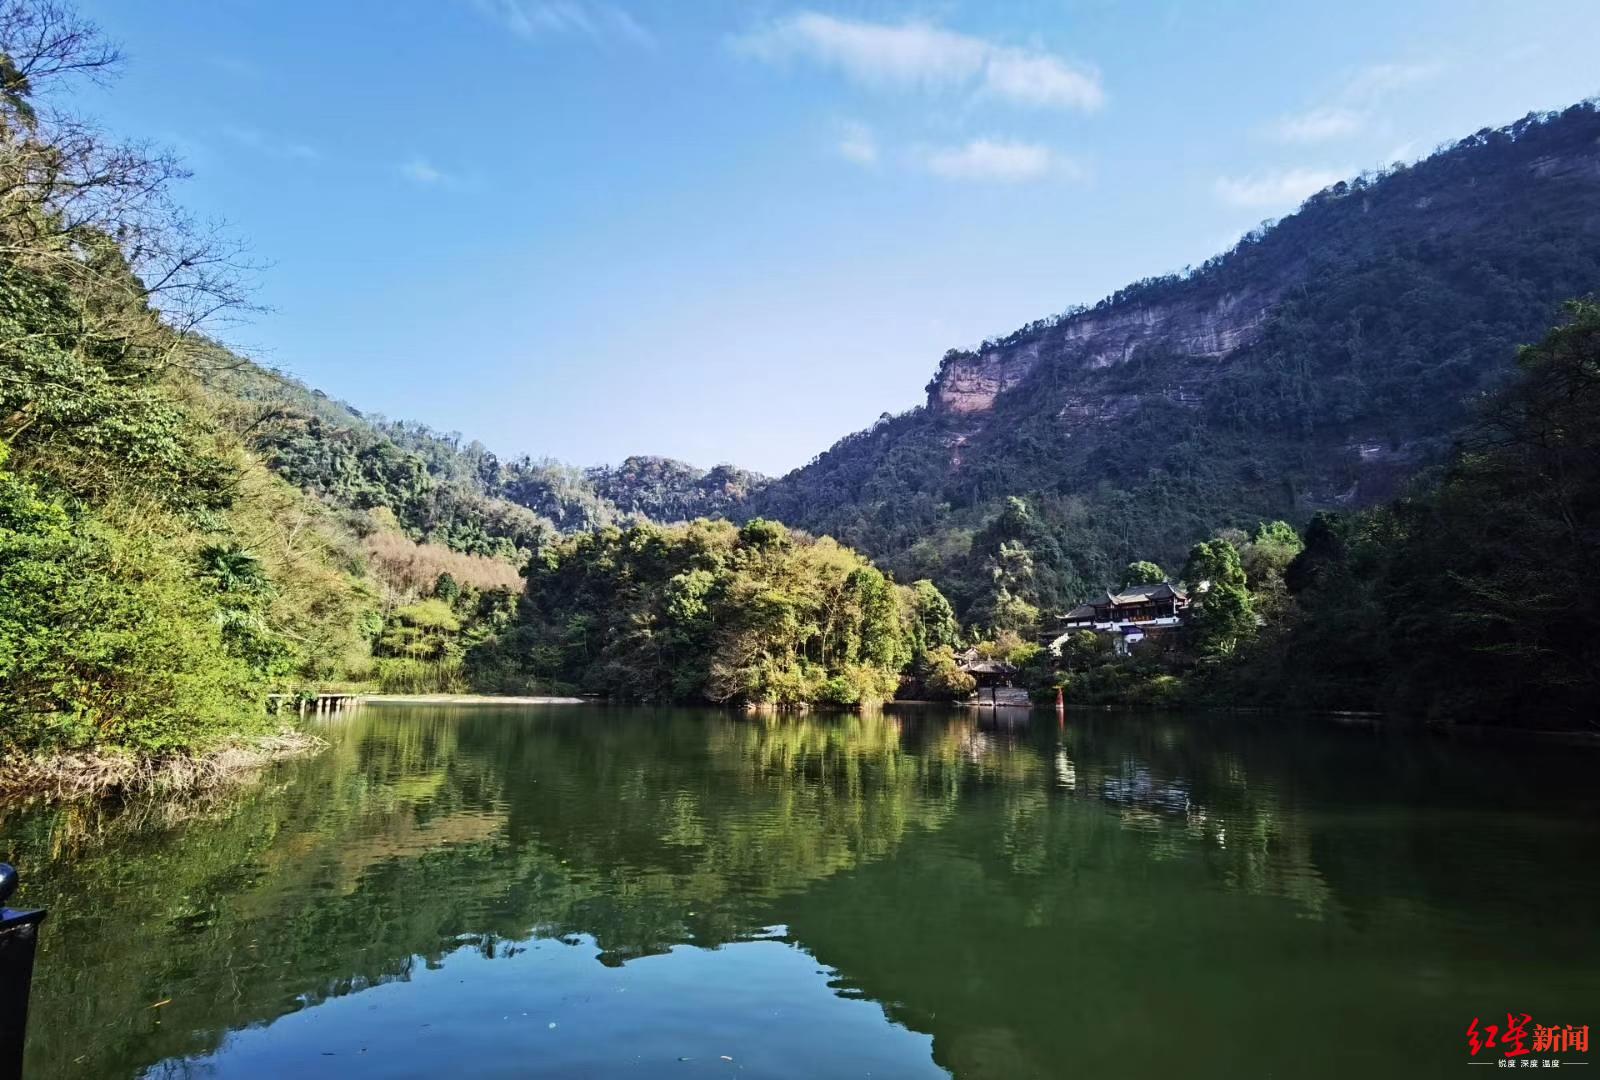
[9,0,1596,755]
[208,355,766,558]
[224,102,1600,627]
[589,455,766,523]
[744,101,1600,619]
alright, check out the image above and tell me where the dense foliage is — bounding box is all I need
[0,454,263,752]
[0,5,389,756]
[745,102,1600,629]
[0,3,823,767]
[473,518,959,706]
[5,0,1595,769]
[589,455,766,523]
[218,360,767,558]
[1256,301,1600,727]
[0,5,523,758]
[1016,304,1600,730]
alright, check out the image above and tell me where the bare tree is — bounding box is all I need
[0,0,119,114]
[0,0,255,368]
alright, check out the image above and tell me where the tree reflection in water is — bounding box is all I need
[3,705,1597,1079]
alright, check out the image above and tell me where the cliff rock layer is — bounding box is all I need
[745,102,1600,606]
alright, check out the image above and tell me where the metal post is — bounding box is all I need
[0,864,46,1080]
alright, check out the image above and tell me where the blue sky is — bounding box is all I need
[70,1,1600,476]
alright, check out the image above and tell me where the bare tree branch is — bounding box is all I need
[0,0,257,372]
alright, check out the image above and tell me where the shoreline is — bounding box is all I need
[0,727,327,804]
[352,695,1600,742]
[7,699,1589,808]
[357,694,590,705]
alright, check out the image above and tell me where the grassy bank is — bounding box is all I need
[0,727,326,803]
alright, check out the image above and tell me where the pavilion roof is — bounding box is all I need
[958,659,1017,675]
[1056,582,1188,623]
[1105,581,1187,604]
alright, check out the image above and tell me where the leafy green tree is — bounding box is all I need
[1183,539,1246,591]
[505,519,919,706]
[983,585,1040,636]
[0,454,266,754]
[1059,629,1111,670]
[964,498,1076,631]
[918,645,976,700]
[434,572,461,603]
[1182,538,1255,657]
[377,600,463,662]
[1121,561,1166,587]
[738,518,789,550]
[903,578,960,655]
[1284,513,1350,596]
[1241,522,1303,588]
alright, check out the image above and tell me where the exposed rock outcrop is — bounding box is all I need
[744,100,1600,574]
[929,290,1272,415]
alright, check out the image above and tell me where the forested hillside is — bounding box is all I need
[0,4,379,763]
[1254,299,1600,726]
[1050,301,1600,730]
[746,102,1600,624]
[470,517,962,706]
[0,5,797,779]
[6,0,1597,769]
[211,102,1600,633]
[212,355,766,555]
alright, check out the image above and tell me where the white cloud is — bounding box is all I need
[1272,59,1443,145]
[978,49,1103,110]
[1213,167,1346,209]
[836,120,878,166]
[1275,106,1364,143]
[1384,140,1420,164]
[734,12,1103,112]
[222,125,318,161]
[923,138,1076,183]
[1344,60,1443,103]
[402,158,443,185]
[475,0,653,47]
[400,156,475,189]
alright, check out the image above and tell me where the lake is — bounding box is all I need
[4,704,1598,1078]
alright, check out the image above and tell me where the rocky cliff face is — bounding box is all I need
[924,113,1600,422]
[745,101,1600,585]
[931,341,1040,415]
[929,289,1275,415]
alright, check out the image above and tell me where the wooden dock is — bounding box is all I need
[268,693,361,715]
[966,686,1032,707]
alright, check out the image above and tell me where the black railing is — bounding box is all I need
[0,865,45,1080]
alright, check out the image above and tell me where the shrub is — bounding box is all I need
[374,657,466,694]
[0,464,267,755]
[361,531,522,597]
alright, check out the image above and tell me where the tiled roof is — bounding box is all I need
[1056,581,1189,621]
[1108,581,1187,604]
[959,659,1017,675]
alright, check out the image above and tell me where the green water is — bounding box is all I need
[3,704,1597,1078]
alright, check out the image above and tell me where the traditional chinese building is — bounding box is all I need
[955,648,1028,706]
[1048,582,1190,655]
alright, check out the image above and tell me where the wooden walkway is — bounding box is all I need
[966,686,1032,707]
[268,693,360,715]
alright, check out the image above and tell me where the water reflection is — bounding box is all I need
[3,706,1598,1078]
